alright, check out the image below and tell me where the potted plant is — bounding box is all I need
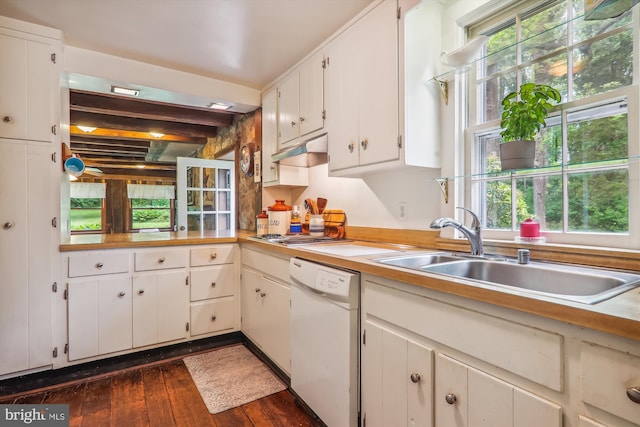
[499,83,561,171]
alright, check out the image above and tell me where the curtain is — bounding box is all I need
[127,184,175,199]
[70,182,106,198]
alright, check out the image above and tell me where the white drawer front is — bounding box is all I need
[190,299,235,336]
[581,342,640,425]
[135,249,186,271]
[190,245,234,266]
[68,252,130,277]
[241,247,290,283]
[190,266,235,301]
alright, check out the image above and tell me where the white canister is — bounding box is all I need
[267,200,291,236]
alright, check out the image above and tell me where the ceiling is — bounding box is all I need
[0,0,374,180]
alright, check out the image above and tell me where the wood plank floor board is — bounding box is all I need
[110,369,149,427]
[80,377,112,427]
[211,406,256,427]
[161,360,217,427]
[43,383,86,427]
[141,365,176,427]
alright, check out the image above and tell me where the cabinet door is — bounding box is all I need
[0,33,54,142]
[299,50,324,136]
[241,267,291,374]
[435,354,561,427]
[133,271,188,347]
[0,141,52,374]
[325,23,360,172]
[362,320,433,427]
[98,277,132,355]
[68,280,100,361]
[261,87,279,183]
[278,72,300,145]
[357,0,399,167]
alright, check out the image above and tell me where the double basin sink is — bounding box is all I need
[376,252,640,304]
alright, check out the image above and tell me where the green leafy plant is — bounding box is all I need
[500,83,561,142]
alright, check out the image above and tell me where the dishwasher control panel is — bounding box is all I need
[289,258,359,302]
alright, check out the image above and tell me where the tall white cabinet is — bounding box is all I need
[0,17,61,377]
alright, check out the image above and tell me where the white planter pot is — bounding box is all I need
[500,140,535,171]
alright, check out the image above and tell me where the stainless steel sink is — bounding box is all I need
[376,252,466,269]
[422,260,640,304]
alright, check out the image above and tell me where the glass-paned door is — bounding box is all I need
[176,157,235,235]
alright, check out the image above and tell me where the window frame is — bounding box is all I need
[463,0,640,249]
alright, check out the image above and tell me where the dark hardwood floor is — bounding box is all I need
[0,357,323,427]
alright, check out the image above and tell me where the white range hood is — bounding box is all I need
[271,133,328,167]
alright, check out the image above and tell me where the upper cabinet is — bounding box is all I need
[325,0,441,176]
[325,0,400,174]
[0,17,61,143]
[278,50,325,146]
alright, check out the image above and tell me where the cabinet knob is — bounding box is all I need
[260,292,266,297]
[210,253,217,260]
[410,373,421,383]
[348,143,354,153]
[95,262,104,269]
[211,282,216,288]
[255,288,261,293]
[628,386,640,404]
[290,120,297,127]
[211,315,217,322]
[2,115,13,124]
[118,291,126,297]
[361,139,368,149]
[138,289,145,295]
[158,257,165,263]
[2,221,14,230]
[300,116,305,122]
[445,393,457,405]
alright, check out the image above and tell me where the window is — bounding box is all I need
[70,182,106,232]
[467,0,638,247]
[127,184,175,231]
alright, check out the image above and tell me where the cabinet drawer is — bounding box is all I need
[241,247,290,283]
[190,266,235,301]
[68,252,130,277]
[581,342,640,425]
[135,249,186,271]
[190,245,234,266]
[190,299,235,336]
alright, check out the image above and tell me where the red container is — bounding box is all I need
[520,218,540,237]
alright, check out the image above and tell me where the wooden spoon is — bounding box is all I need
[317,197,328,214]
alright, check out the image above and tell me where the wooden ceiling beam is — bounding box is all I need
[70,90,235,127]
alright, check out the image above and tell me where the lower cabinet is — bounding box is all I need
[435,354,561,427]
[132,271,189,347]
[362,320,433,427]
[68,276,132,361]
[240,247,291,374]
[361,275,563,427]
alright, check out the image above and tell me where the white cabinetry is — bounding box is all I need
[240,246,291,374]
[189,245,238,337]
[326,0,399,174]
[362,320,433,427]
[0,16,60,142]
[277,50,325,146]
[0,140,56,375]
[362,275,563,427]
[435,354,561,427]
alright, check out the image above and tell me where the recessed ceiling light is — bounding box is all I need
[77,125,97,133]
[149,132,165,138]
[207,102,231,110]
[111,85,140,96]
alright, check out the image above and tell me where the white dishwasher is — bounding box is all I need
[289,257,360,427]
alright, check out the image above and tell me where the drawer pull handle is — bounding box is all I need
[211,282,216,288]
[3,221,14,230]
[210,253,217,260]
[118,291,126,297]
[138,289,145,295]
[445,393,457,405]
[211,315,217,322]
[410,373,421,383]
[361,139,368,149]
[3,115,13,124]
[96,262,104,269]
[628,387,640,404]
[347,143,354,153]
[158,257,165,263]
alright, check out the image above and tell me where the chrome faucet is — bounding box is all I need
[430,207,484,256]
